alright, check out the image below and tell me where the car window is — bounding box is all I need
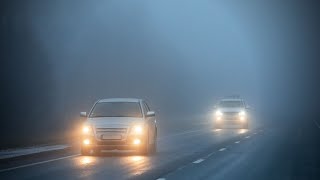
[142,102,149,115]
[219,101,244,108]
[145,102,150,111]
[89,102,142,118]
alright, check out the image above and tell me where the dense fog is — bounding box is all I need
[1,0,319,147]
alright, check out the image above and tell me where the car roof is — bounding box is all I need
[98,98,142,103]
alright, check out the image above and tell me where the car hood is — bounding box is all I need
[86,117,144,128]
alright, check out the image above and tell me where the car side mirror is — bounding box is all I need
[146,111,155,117]
[80,112,87,117]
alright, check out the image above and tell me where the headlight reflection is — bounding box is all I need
[78,156,95,166]
[131,156,143,162]
[238,129,248,134]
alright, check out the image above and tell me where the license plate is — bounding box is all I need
[101,134,122,140]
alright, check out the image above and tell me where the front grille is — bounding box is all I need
[223,112,239,120]
[224,112,238,116]
[94,127,128,141]
[96,141,127,145]
[95,128,127,133]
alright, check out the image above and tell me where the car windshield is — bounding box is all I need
[219,101,244,108]
[89,102,142,118]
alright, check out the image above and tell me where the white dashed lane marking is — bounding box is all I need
[156,129,264,180]
[203,152,215,159]
[193,159,205,164]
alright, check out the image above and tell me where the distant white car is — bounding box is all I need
[213,98,250,129]
[80,98,157,155]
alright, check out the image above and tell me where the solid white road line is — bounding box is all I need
[313,120,320,129]
[193,159,204,164]
[219,148,226,151]
[235,141,240,144]
[0,154,79,173]
[0,145,70,160]
[245,136,250,138]
[156,178,166,180]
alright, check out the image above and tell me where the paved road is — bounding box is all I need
[160,119,320,180]
[1,115,319,180]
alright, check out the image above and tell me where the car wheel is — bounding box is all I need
[150,131,157,155]
[140,142,149,155]
[140,132,152,155]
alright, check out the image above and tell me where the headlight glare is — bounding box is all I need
[133,138,141,145]
[215,110,223,117]
[82,125,92,134]
[83,139,91,145]
[132,125,143,134]
[239,111,246,116]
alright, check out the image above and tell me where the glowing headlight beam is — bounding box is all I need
[133,138,141,145]
[82,125,92,134]
[83,139,90,145]
[215,110,223,116]
[239,111,246,116]
[132,125,143,134]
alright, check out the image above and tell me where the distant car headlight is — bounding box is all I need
[132,125,143,134]
[215,110,223,117]
[238,111,246,116]
[239,116,246,122]
[82,125,93,135]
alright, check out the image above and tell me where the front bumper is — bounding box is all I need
[81,136,146,150]
[214,117,248,126]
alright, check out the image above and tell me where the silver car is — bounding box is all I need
[80,98,157,155]
[213,98,250,129]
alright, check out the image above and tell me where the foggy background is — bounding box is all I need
[1,0,319,148]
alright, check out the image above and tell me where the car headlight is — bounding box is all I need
[215,110,223,117]
[82,125,93,135]
[238,111,246,116]
[83,139,91,145]
[240,116,246,121]
[132,125,143,134]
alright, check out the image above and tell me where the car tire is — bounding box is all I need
[140,142,149,155]
[140,132,152,155]
[150,131,157,155]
